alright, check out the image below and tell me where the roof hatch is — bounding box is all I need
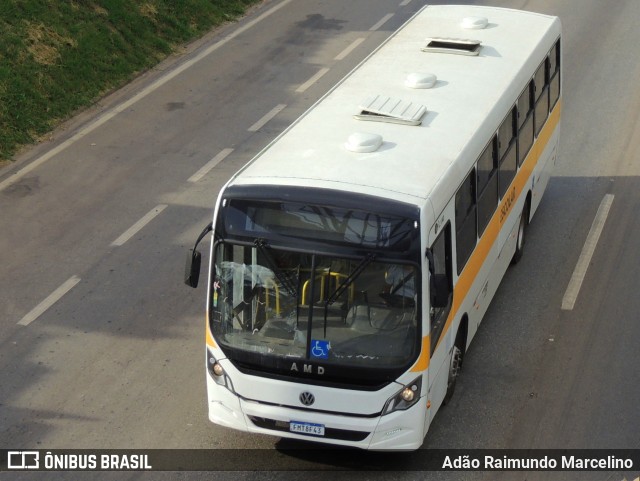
[354,95,426,126]
[422,37,482,56]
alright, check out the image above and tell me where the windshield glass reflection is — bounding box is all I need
[211,243,419,369]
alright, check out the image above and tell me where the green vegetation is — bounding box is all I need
[0,0,260,161]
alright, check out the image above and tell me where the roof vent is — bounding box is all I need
[405,72,437,89]
[354,95,427,126]
[345,132,383,153]
[461,16,488,30]
[422,37,482,56]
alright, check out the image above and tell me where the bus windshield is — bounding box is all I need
[210,243,419,379]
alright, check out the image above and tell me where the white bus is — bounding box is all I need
[185,5,561,450]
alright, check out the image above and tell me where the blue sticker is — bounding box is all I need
[310,340,330,360]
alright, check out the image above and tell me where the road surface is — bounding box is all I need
[1,0,639,479]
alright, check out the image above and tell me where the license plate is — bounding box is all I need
[290,421,325,436]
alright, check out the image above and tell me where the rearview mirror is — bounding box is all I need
[184,222,213,288]
[184,249,202,288]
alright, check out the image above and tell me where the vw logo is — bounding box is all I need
[299,391,315,406]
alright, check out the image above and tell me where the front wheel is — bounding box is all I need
[443,344,462,405]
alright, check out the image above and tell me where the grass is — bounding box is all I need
[0,0,261,161]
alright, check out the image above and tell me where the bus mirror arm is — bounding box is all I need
[184,222,213,288]
[426,249,449,309]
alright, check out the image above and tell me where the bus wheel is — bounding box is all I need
[443,344,463,405]
[512,202,529,264]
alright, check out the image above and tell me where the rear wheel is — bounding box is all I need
[512,202,530,264]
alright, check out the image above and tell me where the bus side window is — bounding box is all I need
[534,59,550,136]
[455,169,477,275]
[517,81,534,165]
[498,107,518,197]
[477,139,498,235]
[429,222,453,355]
[549,39,561,111]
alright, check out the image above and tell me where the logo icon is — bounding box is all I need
[310,339,329,360]
[7,451,40,470]
[299,391,315,406]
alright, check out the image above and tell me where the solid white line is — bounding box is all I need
[111,204,168,247]
[18,276,81,326]
[248,104,287,132]
[370,13,394,31]
[296,68,330,93]
[334,38,365,60]
[561,194,615,311]
[188,148,233,183]
[0,0,294,194]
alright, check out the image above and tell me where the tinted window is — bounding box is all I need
[517,83,533,130]
[533,62,546,101]
[455,169,477,274]
[549,40,561,110]
[517,82,535,165]
[429,223,453,355]
[477,139,496,194]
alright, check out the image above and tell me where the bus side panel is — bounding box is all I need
[530,123,560,219]
[425,120,561,425]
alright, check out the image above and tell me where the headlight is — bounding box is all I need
[382,375,422,415]
[207,348,228,388]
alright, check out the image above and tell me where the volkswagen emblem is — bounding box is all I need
[299,391,315,406]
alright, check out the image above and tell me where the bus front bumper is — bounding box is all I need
[207,382,427,450]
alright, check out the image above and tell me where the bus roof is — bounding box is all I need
[228,5,561,211]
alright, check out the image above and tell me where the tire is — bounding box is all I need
[443,344,463,405]
[512,202,529,264]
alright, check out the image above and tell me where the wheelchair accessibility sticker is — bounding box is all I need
[310,340,330,360]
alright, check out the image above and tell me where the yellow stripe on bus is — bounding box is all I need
[411,99,562,372]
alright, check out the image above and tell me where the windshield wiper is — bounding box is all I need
[321,253,376,338]
[325,253,377,306]
[254,239,298,298]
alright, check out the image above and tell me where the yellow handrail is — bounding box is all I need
[301,271,354,306]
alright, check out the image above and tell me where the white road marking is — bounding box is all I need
[399,0,412,6]
[370,14,394,31]
[296,68,330,93]
[334,38,365,60]
[561,194,615,311]
[111,204,168,247]
[18,275,81,326]
[188,148,234,183]
[0,0,294,194]
[248,104,287,132]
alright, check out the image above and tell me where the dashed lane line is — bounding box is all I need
[561,194,614,311]
[18,276,81,326]
[111,204,168,247]
[188,148,234,183]
[369,14,394,31]
[248,104,287,132]
[334,38,366,60]
[296,68,330,93]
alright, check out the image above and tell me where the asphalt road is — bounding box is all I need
[0,0,639,480]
